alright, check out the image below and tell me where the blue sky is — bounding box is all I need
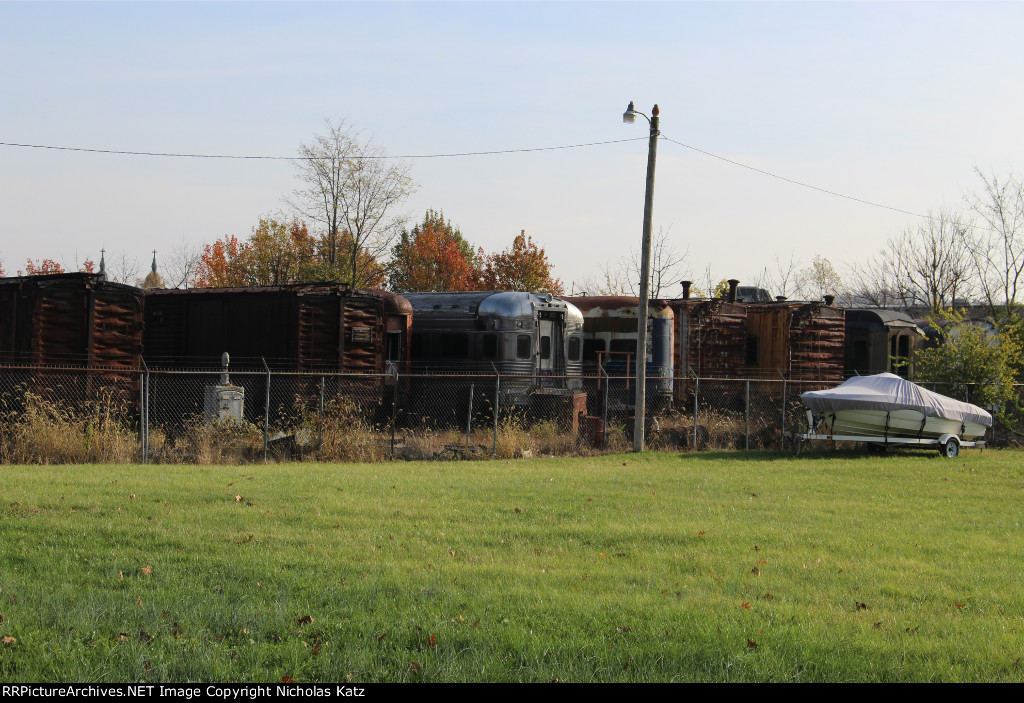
[2,1,1022,293]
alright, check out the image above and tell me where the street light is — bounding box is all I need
[622,101,659,452]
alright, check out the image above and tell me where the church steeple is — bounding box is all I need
[142,250,165,290]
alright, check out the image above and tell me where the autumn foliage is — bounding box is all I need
[481,231,562,294]
[389,211,480,292]
[194,218,386,289]
[19,259,67,276]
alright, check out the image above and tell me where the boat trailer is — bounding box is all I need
[794,411,986,458]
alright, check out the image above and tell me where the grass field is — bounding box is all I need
[1,449,1022,682]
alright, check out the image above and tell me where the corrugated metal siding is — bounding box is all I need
[0,273,144,396]
[143,284,409,372]
[670,300,748,377]
[788,304,844,380]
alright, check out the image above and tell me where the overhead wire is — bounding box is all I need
[1,135,995,231]
[0,138,647,160]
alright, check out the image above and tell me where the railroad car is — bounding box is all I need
[402,291,584,405]
[0,273,144,401]
[563,295,674,409]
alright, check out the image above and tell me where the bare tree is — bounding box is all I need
[965,168,1024,322]
[162,237,202,289]
[752,251,801,300]
[581,226,690,298]
[842,257,901,308]
[289,118,416,287]
[106,252,140,286]
[845,210,976,312]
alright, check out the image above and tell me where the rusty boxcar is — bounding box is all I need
[142,284,411,372]
[0,273,144,399]
[745,302,845,380]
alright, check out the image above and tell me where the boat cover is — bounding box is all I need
[801,373,993,427]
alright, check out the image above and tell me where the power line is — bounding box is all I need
[660,134,934,221]
[0,137,647,160]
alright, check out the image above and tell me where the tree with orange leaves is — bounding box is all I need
[389,210,481,292]
[19,259,67,276]
[481,230,562,294]
[195,218,387,289]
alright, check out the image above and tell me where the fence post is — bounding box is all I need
[780,373,787,450]
[693,370,699,451]
[745,380,750,451]
[319,376,325,448]
[601,364,609,447]
[263,358,270,462]
[465,384,475,448]
[493,365,500,456]
[389,363,398,460]
[139,360,147,464]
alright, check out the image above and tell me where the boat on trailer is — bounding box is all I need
[795,373,992,457]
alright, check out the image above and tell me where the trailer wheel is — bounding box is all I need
[940,438,960,458]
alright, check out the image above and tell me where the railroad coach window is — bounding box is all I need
[609,339,637,355]
[440,333,469,359]
[583,338,605,362]
[540,335,551,360]
[481,334,498,360]
[568,337,581,362]
[516,335,531,359]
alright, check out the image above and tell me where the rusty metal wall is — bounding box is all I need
[143,285,411,372]
[787,303,845,380]
[0,274,143,396]
[669,299,748,378]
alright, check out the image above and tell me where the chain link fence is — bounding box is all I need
[0,363,1013,464]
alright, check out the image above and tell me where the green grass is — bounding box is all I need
[1,449,1022,682]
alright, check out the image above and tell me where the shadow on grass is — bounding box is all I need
[665,445,967,463]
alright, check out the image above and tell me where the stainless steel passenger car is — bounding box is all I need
[403,291,584,402]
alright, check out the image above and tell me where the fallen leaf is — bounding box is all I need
[408,661,421,671]
[235,495,243,502]
[616,626,632,633]
[377,633,387,642]
[551,678,560,683]
[130,494,136,500]
[139,630,152,643]
[472,620,479,628]
[856,602,868,611]
[698,531,706,536]
[741,602,751,610]
[751,567,760,576]
[2,636,16,645]
[297,615,314,625]
[144,661,150,672]
[426,634,437,647]
[119,571,124,580]
[954,602,966,609]
[746,639,759,649]
[514,507,522,514]
[141,565,152,575]
[313,641,321,657]
[281,676,296,684]
[136,596,142,606]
